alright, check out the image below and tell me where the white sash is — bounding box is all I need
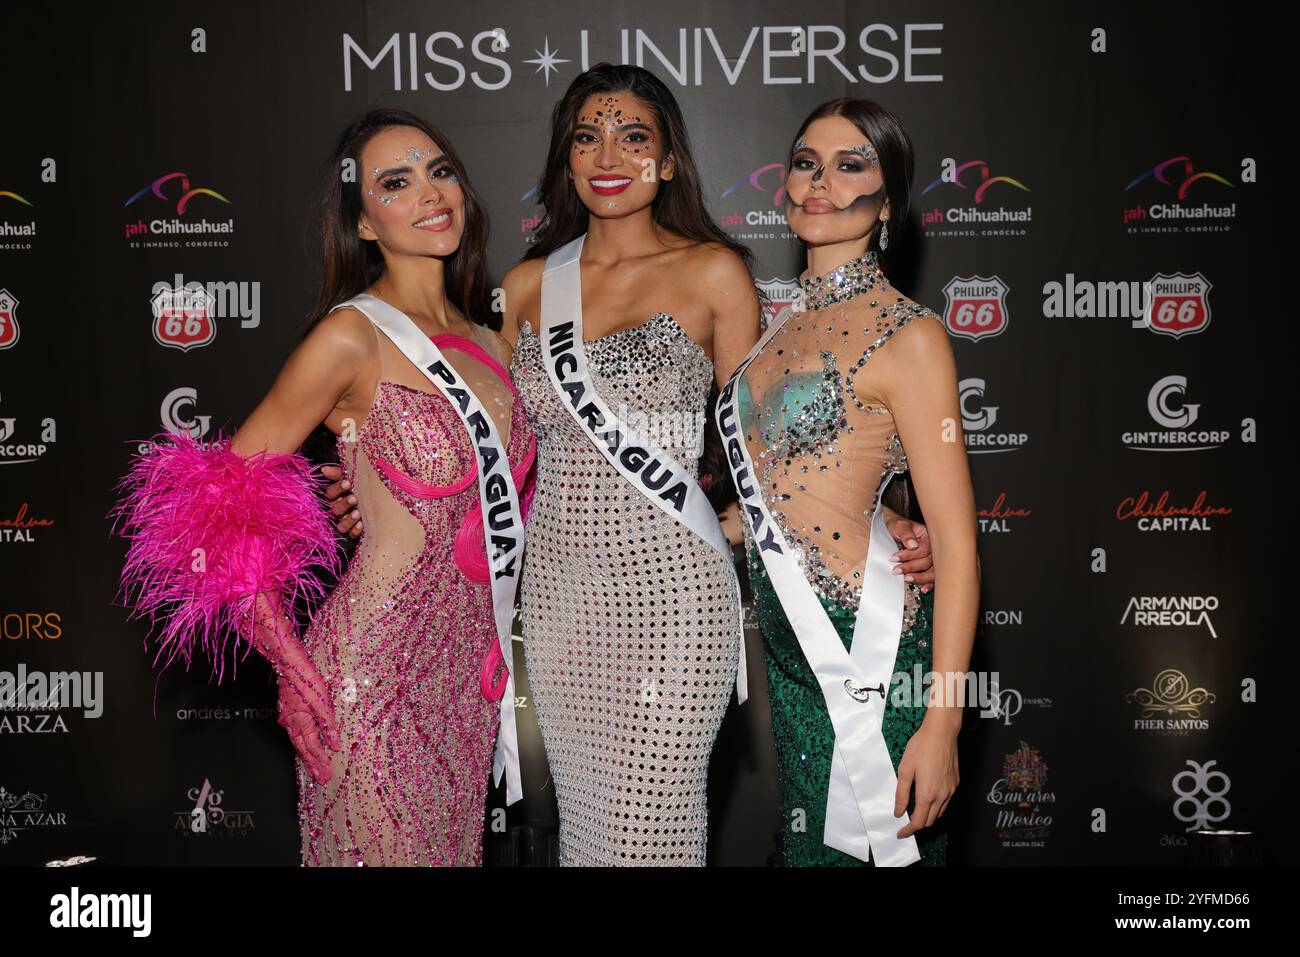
[334,294,526,806]
[715,305,920,866]
[539,233,747,703]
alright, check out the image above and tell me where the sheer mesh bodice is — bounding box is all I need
[737,250,941,627]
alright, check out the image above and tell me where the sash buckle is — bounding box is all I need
[844,678,885,703]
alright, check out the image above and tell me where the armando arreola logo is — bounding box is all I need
[149,274,261,351]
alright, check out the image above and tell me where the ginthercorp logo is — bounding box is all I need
[149,274,262,351]
[1123,156,1237,234]
[1121,595,1219,638]
[0,397,57,466]
[1040,271,1211,337]
[976,491,1030,534]
[1128,668,1214,733]
[0,288,19,349]
[160,387,212,440]
[0,189,36,251]
[1122,375,1228,452]
[919,158,1031,238]
[343,23,946,92]
[0,786,68,846]
[943,275,1009,341]
[986,741,1054,848]
[1172,759,1231,832]
[174,778,255,836]
[1115,489,1231,532]
[0,664,104,734]
[123,171,234,249]
[959,378,1027,453]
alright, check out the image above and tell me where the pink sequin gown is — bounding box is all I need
[295,325,534,866]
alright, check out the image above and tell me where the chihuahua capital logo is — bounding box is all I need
[919,158,1032,237]
[123,172,235,248]
[0,289,19,350]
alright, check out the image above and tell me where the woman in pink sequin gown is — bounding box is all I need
[284,114,535,865]
[295,327,533,865]
[118,110,535,867]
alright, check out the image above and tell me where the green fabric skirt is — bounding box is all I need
[745,543,949,867]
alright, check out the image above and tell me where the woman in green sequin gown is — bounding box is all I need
[726,98,978,866]
[746,547,948,866]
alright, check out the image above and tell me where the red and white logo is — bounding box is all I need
[0,289,19,350]
[1144,271,1211,338]
[150,281,216,351]
[943,275,1009,342]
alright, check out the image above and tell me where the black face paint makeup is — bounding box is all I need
[784,181,886,216]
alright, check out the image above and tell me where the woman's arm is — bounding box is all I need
[877,313,980,836]
[232,308,375,457]
[700,246,761,386]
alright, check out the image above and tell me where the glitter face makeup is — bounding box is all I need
[784,120,888,233]
[356,128,466,248]
[568,92,670,215]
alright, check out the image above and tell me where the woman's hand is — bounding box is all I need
[894,717,960,839]
[322,464,363,538]
[885,513,934,594]
[277,679,339,785]
[717,500,743,546]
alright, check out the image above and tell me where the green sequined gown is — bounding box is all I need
[736,249,949,867]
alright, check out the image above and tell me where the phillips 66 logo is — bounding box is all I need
[150,280,216,351]
[943,275,1009,342]
[1144,271,1211,338]
[0,289,19,350]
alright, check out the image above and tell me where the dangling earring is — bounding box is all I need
[879,219,889,251]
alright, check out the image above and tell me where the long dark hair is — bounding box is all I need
[305,108,496,331]
[523,62,751,272]
[788,98,915,271]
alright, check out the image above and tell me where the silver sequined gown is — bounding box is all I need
[510,312,740,866]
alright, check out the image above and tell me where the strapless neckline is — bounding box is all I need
[520,311,708,364]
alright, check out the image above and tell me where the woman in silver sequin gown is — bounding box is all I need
[500,65,762,865]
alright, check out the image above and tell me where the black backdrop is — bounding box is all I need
[0,1,1285,867]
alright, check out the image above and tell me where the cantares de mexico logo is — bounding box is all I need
[123,171,234,248]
